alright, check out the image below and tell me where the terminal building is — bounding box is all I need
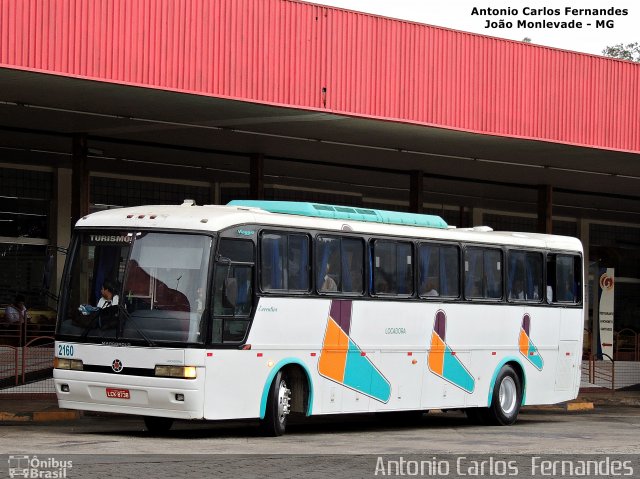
[0,0,639,360]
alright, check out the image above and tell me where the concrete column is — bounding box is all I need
[577,218,596,355]
[249,153,265,200]
[71,134,89,225]
[472,208,483,227]
[53,168,72,306]
[210,182,221,205]
[537,185,553,234]
[409,170,424,214]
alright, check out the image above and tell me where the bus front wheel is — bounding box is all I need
[260,370,291,436]
[143,416,174,434]
[486,365,522,425]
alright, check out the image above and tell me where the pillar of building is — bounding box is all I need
[537,185,553,234]
[409,170,424,214]
[71,134,89,225]
[53,168,72,307]
[472,208,483,227]
[210,181,221,205]
[578,217,596,355]
[250,153,265,200]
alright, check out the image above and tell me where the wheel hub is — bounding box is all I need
[498,376,517,415]
[277,380,291,424]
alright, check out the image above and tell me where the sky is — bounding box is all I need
[310,0,638,56]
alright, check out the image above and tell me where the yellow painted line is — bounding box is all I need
[33,410,80,422]
[566,402,594,411]
[0,412,30,422]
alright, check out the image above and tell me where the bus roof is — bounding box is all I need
[76,201,583,253]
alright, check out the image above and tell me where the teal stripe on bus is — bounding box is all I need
[228,200,448,229]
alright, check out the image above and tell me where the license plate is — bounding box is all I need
[106,388,130,399]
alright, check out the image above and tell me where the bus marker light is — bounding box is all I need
[150,215,157,219]
[360,352,366,356]
[242,344,252,350]
[491,352,496,355]
[411,360,418,365]
[450,351,456,356]
[566,352,571,356]
[138,215,145,219]
[267,360,274,368]
[257,353,263,357]
[310,352,316,357]
[407,352,412,356]
[207,352,213,357]
[126,214,134,218]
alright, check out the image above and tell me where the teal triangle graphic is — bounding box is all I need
[441,345,475,393]
[343,340,391,402]
[526,341,544,370]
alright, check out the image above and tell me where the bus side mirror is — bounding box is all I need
[222,278,238,308]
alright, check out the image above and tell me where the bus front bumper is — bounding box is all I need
[54,369,205,420]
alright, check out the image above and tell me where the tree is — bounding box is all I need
[522,37,532,43]
[602,42,640,62]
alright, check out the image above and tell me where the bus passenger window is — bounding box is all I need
[464,247,502,300]
[507,251,543,302]
[418,243,460,298]
[260,233,310,292]
[316,236,364,295]
[549,254,581,303]
[372,240,413,296]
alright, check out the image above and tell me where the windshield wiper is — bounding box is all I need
[116,303,156,347]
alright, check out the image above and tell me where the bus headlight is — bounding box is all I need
[154,365,197,379]
[54,358,84,370]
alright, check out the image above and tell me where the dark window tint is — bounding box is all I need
[372,240,413,296]
[219,239,254,263]
[316,236,364,294]
[418,243,460,298]
[548,254,581,303]
[507,251,543,302]
[464,248,503,299]
[260,233,310,292]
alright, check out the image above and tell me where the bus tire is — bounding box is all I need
[486,365,522,425]
[260,370,291,436]
[143,416,174,434]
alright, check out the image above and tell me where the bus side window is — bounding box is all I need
[548,254,581,303]
[418,243,460,298]
[507,250,543,302]
[465,247,502,300]
[372,240,413,296]
[316,236,365,295]
[260,233,310,292]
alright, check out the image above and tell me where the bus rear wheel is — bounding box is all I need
[143,416,174,434]
[260,370,291,436]
[486,365,522,425]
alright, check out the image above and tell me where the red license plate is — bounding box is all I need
[106,388,130,399]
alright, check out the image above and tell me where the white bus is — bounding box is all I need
[54,200,583,435]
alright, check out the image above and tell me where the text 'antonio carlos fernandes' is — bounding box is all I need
[374,456,635,476]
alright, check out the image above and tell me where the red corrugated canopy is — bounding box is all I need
[1,0,639,154]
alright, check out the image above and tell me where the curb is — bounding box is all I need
[566,401,595,411]
[522,401,595,412]
[0,409,80,422]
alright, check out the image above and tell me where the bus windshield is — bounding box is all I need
[57,231,213,345]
